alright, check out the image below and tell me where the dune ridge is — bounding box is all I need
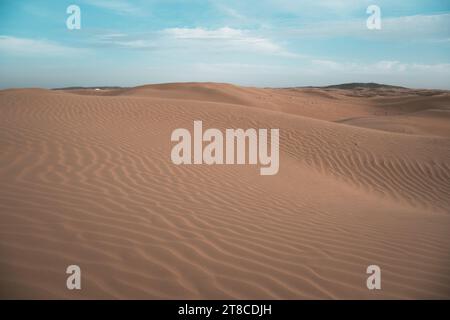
[0,83,449,299]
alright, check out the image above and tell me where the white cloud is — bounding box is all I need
[0,36,87,56]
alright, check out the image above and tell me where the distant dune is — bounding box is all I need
[0,83,449,299]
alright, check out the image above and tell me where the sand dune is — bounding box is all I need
[0,83,449,299]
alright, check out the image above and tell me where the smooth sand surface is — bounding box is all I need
[0,83,449,299]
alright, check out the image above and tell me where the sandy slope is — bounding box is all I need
[0,84,449,299]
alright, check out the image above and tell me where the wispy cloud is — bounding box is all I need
[164,27,245,40]
[162,27,299,57]
[259,0,373,17]
[311,59,450,74]
[215,4,247,20]
[94,27,299,57]
[95,33,157,50]
[0,36,87,56]
[83,0,141,15]
[286,13,450,41]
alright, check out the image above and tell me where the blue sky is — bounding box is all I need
[0,0,449,89]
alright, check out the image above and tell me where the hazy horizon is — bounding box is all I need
[2,81,449,92]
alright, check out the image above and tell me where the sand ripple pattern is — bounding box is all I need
[0,88,449,299]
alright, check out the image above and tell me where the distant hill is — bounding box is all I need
[323,83,406,90]
[53,86,127,90]
[54,83,410,91]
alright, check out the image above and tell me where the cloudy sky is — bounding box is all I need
[0,0,449,89]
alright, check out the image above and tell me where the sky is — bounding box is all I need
[0,0,449,89]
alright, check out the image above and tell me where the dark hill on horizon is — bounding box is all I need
[323,83,406,90]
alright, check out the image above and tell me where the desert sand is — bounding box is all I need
[0,82,449,299]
